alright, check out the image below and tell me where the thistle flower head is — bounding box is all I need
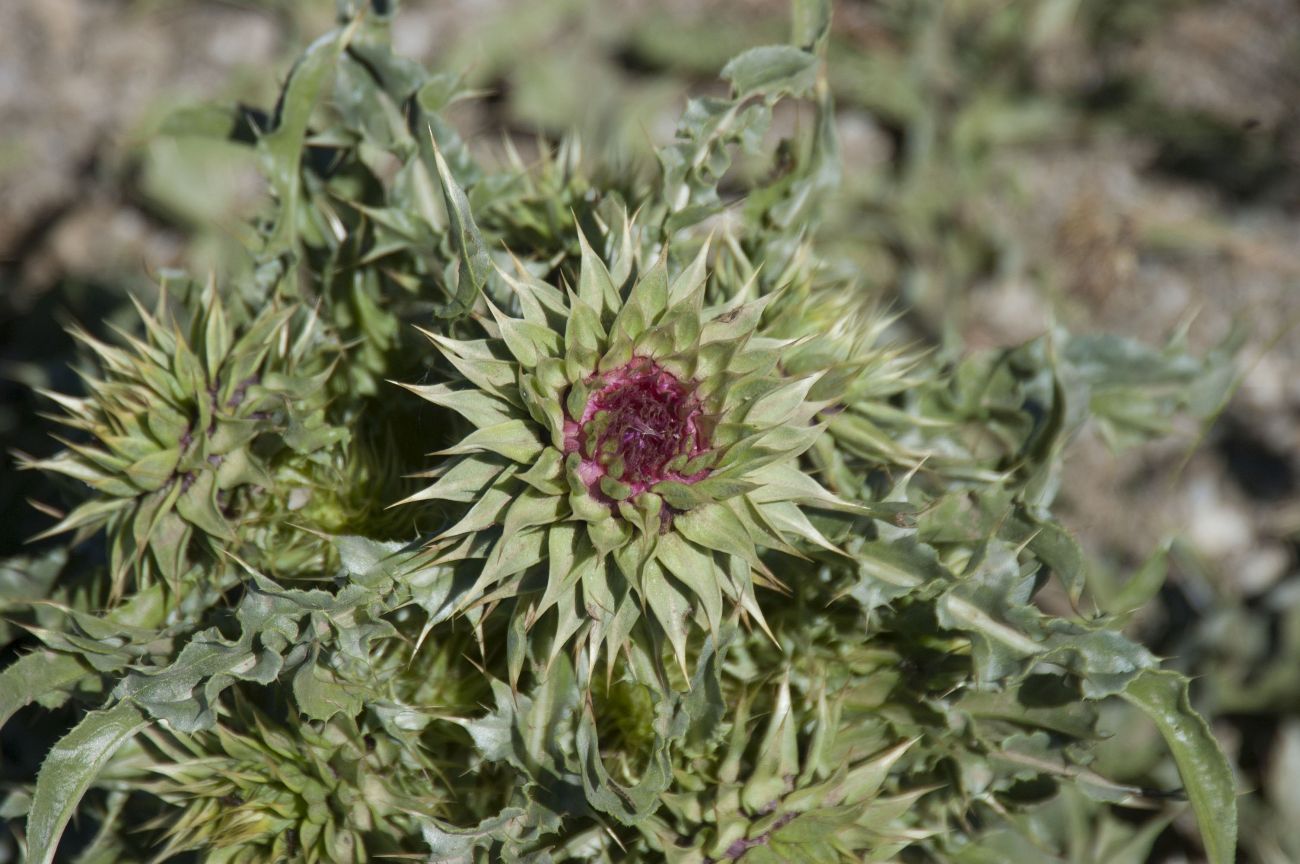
[564,356,709,506]
[640,678,926,863]
[25,283,343,594]
[134,712,408,864]
[400,224,860,682]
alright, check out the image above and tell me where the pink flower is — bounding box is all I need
[564,357,709,503]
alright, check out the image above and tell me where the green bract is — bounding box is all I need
[401,227,859,681]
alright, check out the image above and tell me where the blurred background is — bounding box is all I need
[0,1,1296,861]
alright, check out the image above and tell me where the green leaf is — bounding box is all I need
[721,45,818,98]
[577,707,674,825]
[29,497,132,543]
[577,225,621,321]
[456,679,517,765]
[26,701,149,864]
[744,374,822,428]
[744,461,859,512]
[642,558,692,675]
[1102,541,1170,619]
[331,534,410,582]
[1122,670,1237,864]
[396,381,521,429]
[674,503,758,565]
[259,25,352,252]
[293,659,365,722]
[850,538,936,607]
[564,298,607,376]
[791,0,832,52]
[436,419,543,463]
[490,304,562,368]
[398,457,505,506]
[433,141,492,318]
[175,470,234,541]
[0,653,89,729]
[656,532,723,637]
[421,808,526,863]
[113,623,282,732]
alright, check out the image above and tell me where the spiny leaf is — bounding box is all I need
[1122,670,1237,864]
[26,701,149,864]
[721,45,819,98]
[259,23,355,253]
[0,653,89,729]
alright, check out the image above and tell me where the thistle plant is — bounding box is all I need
[0,2,1239,864]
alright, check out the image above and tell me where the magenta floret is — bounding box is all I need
[564,357,709,501]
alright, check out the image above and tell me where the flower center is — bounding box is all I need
[565,358,708,500]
